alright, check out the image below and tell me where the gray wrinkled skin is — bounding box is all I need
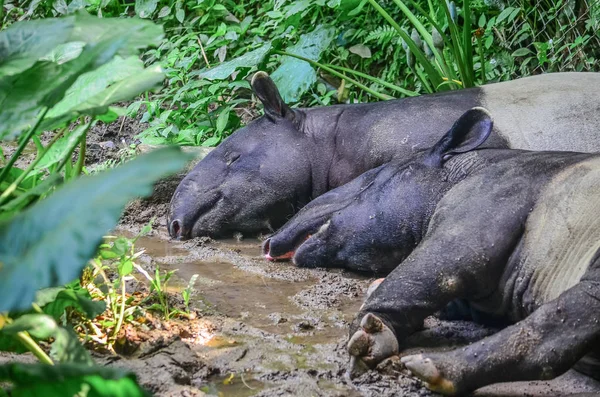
[169,72,600,239]
[327,108,600,395]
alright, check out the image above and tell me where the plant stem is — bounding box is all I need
[274,51,393,101]
[327,65,419,97]
[55,121,92,174]
[112,276,126,341]
[0,129,66,206]
[0,107,49,186]
[477,36,486,84]
[73,130,87,178]
[16,331,54,365]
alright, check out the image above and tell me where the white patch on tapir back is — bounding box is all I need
[521,157,600,305]
[481,72,600,153]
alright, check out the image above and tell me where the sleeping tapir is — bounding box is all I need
[322,108,600,395]
[168,72,600,239]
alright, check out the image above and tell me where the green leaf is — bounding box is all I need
[0,17,76,77]
[45,56,141,118]
[215,108,230,134]
[2,314,58,339]
[41,42,85,64]
[118,259,133,276]
[201,136,221,147]
[49,326,94,365]
[0,147,191,312]
[0,12,163,78]
[512,47,533,57]
[348,44,372,58]
[272,25,335,102]
[0,362,149,397]
[194,42,272,80]
[496,6,516,24]
[176,8,185,23]
[135,0,158,18]
[157,6,171,17]
[42,287,106,320]
[69,12,164,58]
[112,237,131,256]
[0,38,124,140]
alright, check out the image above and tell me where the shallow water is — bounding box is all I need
[132,234,365,344]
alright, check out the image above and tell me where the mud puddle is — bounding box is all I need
[132,234,365,344]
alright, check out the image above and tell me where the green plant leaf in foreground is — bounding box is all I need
[271,25,335,103]
[0,38,123,140]
[0,11,164,78]
[0,147,190,313]
[0,362,149,397]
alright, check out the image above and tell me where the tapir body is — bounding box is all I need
[168,72,600,239]
[325,108,600,395]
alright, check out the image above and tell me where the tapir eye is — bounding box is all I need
[227,154,241,166]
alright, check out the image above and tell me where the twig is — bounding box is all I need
[197,37,210,68]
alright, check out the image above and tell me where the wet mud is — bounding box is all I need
[108,228,600,397]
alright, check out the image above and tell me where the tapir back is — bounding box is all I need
[517,156,600,315]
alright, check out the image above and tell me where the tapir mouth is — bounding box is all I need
[262,233,312,262]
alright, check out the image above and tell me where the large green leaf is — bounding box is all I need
[46,56,144,119]
[71,11,164,56]
[43,61,164,130]
[193,42,272,80]
[0,363,149,397]
[0,11,163,78]
[0,18,76,76]
[0,38,124,140]
[271,25,335,102]
[0,147,190,312]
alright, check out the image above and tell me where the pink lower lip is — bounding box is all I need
[265,251,294,261]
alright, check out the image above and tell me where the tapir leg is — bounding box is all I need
[347,233,519,377]
[402,270,600,395]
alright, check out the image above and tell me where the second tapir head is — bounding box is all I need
[168,72,316,239]
[263,107,494,274]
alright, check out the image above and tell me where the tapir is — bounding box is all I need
[309,108,600,395]
[168,72,600,239]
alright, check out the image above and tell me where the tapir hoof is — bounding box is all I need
[402,354,458,395]
[347,313,399,378]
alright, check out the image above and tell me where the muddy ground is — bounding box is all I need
[4,116,600,396]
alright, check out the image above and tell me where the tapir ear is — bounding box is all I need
[426,107,493,166]
[251,71,294,121]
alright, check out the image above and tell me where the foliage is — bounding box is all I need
[115,0,598,146]
[0,10,190,396]
[0,362,150,397]
[0,11,164,221]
